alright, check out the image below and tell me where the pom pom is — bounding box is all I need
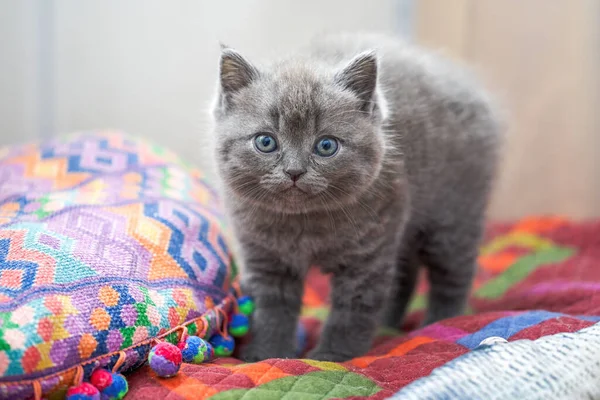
[229,314,249,337]
[149,342,182,378]
[178,336,211,364]
[90,369,128,400]
[209,334,235,357]
[90,369,113,391]
[66,382,100,400]
[237,296,255,316]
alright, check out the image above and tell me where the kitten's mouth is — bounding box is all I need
[280,184,316,203]
[284,185,306,194]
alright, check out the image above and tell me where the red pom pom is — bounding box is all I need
[66,382,100,400]
[153,342,182,364]
[90,368,113,391]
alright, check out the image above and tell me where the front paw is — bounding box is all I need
[241,343,296,363]
[307,348,355,362]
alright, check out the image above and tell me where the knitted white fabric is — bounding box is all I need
[390,322,600,400]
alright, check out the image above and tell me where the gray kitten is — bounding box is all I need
[212,33,502,362]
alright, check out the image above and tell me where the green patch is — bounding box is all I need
[407,293,426,313]
[377,326,402,337]
[151,144,166,156]
[230,258,239,280]
[33,196,50,219]
[187,321,198,336]
[47,388,68,400]
[476,246,575,299]
[302,360,347,371]
[134,302,151,326]
[480,232,554,255]
[301,306,329,321]
[139,286,156,306]
[164,331,179,345]
[203,317,213,339]
[159,167,170,190]
[208,370,381,400]
[120,326,135,348]
[0,312,18,330]
[229,325,249,337]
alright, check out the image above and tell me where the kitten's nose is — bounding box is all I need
[285,168,306,182]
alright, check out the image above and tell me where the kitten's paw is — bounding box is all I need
[307,349,355,362]
[241,344,295,363]
[240,348,268,363]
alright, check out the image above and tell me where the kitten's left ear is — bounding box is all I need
[335,51,378,109]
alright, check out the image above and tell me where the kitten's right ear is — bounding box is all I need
[335,51,378,111]
[219,48,259,97]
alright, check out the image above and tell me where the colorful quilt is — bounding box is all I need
[126,217,600,399]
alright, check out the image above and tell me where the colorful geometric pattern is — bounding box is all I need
[0,132,236,399]
[126,217,600,399]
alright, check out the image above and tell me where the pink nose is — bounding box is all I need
[285,168,306,182]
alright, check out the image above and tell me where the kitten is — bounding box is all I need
[211,33,503,362]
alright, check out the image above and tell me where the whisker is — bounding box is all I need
[317,193,337,236]
[327,183,379,219]
[321,190,360,240]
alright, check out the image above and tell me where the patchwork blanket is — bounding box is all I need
[127,218,600,400]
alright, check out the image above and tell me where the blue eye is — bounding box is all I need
[254,134,277,153]
[314,137,339,157]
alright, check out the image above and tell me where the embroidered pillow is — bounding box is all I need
[0,132,237,399]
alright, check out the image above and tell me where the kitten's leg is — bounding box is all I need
[308,252,395,362]
[381,248,420,329]
[240,252,306,362]
[420,222,482,326]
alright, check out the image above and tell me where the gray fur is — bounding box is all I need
[211,33,503,362]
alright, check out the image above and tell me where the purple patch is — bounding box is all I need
[150,354,180,377]
[121,304,138,326]
[38,233,61,250]
[107,330,124,352]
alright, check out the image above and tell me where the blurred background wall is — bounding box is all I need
[0,0,598,220]
[416,0,600,220]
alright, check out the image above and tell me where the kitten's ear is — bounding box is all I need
[219,48,259,96]
[335,51,378,108]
